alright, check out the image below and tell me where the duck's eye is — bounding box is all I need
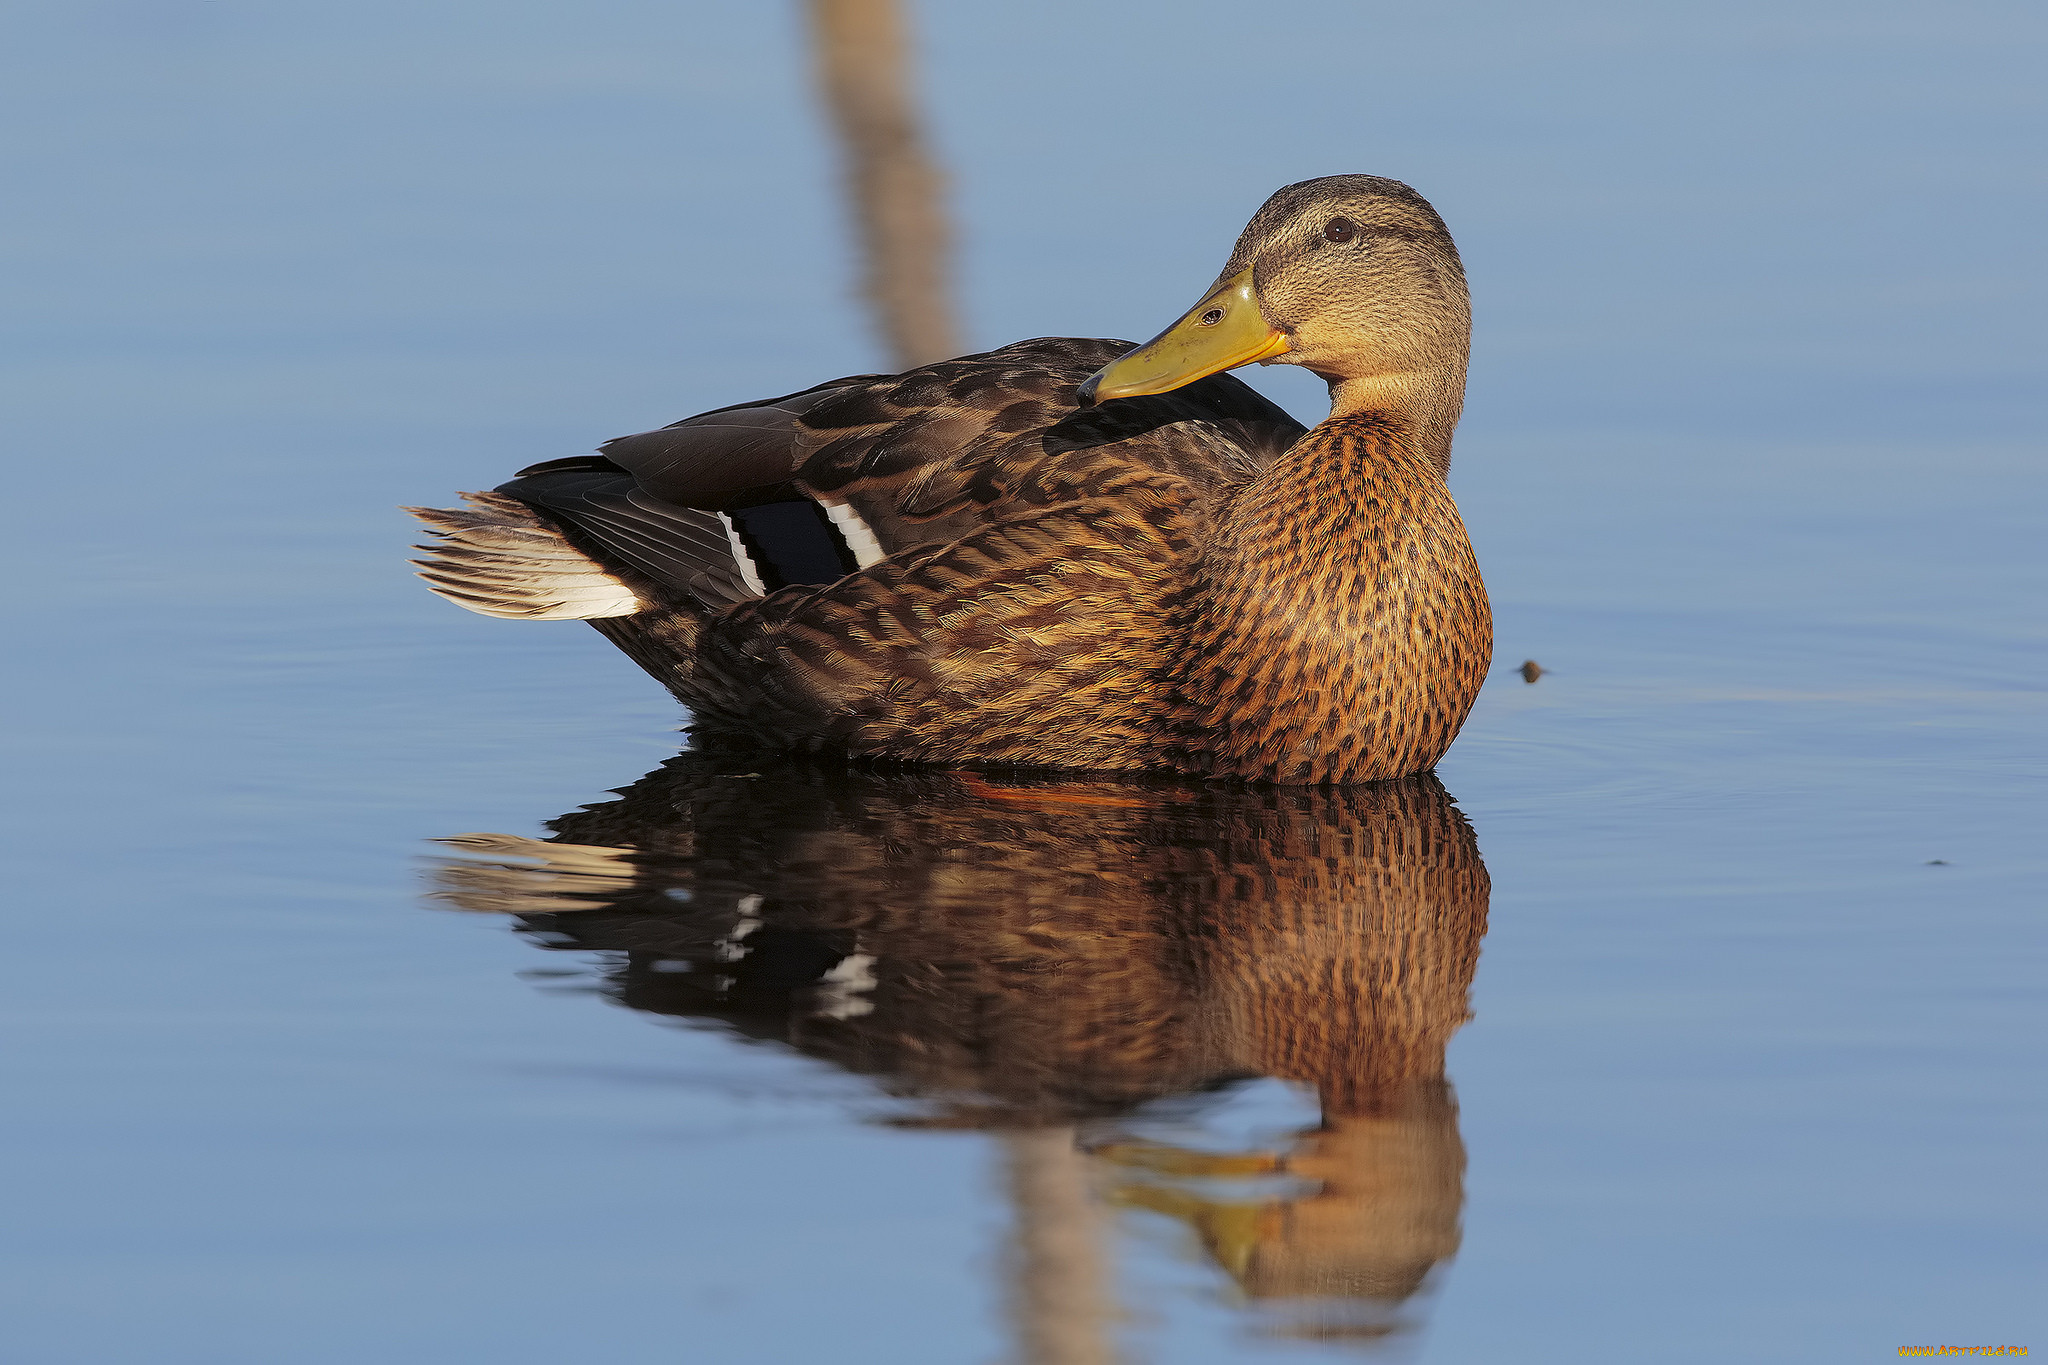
[1198,307,1225,326]
[1323,217,1359,244]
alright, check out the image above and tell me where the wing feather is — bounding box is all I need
[495,468,754,609]
[418,338,1305,643]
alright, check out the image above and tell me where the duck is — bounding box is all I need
[409,174,1491,784]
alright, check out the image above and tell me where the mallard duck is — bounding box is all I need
[410,175,1490,783]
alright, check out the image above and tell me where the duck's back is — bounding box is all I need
[410,337,1306,767]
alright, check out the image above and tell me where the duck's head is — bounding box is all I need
[1078,175,1469,421]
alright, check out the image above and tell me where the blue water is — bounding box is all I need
[3,2,2043,1361]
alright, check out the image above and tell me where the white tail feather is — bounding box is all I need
[407,493,650,620]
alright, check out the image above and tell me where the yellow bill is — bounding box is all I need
[1077,267,1292,405]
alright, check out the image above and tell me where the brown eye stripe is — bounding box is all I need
[1319,220,1441,245]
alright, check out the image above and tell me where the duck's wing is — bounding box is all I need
[449,377,886,615]
[414,338,1304,619]
[563,337,1300,588]
[767,337,1304,558]
[590,374,886,512]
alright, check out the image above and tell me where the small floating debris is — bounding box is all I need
[1518,660,1545,684]
[1926,859,1950,866]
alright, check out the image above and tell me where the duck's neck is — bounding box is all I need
[1173,394,1491,784]
[1323,364,1466,478]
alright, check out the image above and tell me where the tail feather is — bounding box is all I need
[406,492,652,620]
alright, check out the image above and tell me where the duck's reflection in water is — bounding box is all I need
[431,756,1489,1358]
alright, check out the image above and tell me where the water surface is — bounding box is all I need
[2,2,2042,1362]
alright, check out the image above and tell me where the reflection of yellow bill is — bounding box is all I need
[1079,267,1292,403]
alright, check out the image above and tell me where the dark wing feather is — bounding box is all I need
[595,379,883,511]
[497,463,749,609]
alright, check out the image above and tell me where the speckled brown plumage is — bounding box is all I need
[598,405,1488,782]
[1167,412,1492,783]
[411,175,1491,783]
